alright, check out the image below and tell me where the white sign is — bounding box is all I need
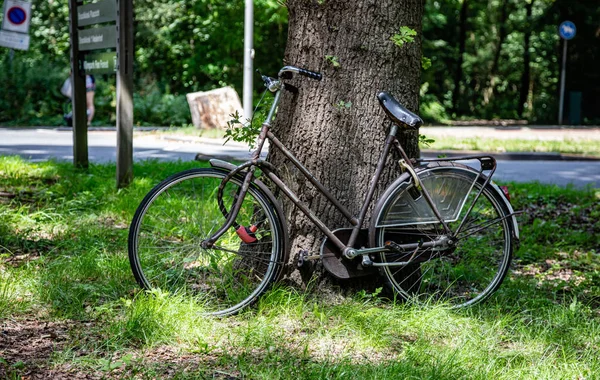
[0,29,30,50]
[2,0,32,34]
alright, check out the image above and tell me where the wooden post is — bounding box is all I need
[116,0,134,188]
[68,0,89,169]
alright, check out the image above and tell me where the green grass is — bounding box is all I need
[422,137,600,156]
[0,156,598,378]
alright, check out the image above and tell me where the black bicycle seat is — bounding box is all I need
[377,92,423,128]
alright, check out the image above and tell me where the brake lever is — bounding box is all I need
[256,69,269,84]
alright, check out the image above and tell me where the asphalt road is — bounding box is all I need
[0,128,598,188]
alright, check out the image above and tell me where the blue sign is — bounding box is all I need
[7,7,26,25]
[559,21,576,40]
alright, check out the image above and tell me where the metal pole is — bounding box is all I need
[242,0,254,122]
[558,39,567,125]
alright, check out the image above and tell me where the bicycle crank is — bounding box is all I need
[319,228,378,279]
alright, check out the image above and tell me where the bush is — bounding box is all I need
[0,56,67,125]
[419,83,450,124]
[134,85,191,126]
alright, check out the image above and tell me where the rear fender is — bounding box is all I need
[368,163,519,248]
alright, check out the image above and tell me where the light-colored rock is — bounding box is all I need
[186,86,243,129]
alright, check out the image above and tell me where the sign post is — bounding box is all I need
[68,0,134,186]
[68,0,89,168]
[558,21,576,125]
[116,0,134,188]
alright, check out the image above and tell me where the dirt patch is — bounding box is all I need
[0,319,71,378]
[0,320,239,379]
[103,346,237,379]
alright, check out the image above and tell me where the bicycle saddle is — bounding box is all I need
[377,92,423,128]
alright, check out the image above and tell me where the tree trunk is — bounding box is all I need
[268,0,424,287]
[517,0,534,118]
[452,0,468,113]
[483,0,510,105]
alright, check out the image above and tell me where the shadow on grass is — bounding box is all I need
[0,157,210,319]
[1,157,599,378]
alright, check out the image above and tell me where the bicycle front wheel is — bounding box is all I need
[128,168,286,316]
[373,163,516,308]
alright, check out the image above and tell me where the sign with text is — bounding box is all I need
[0,29,29,50]
[78,0,116,27]
[2,0,32,34]
[83,51,117,74]
[78,25,116,51]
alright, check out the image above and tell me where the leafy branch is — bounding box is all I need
[390,26,417,48]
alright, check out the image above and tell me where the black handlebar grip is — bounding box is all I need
[298,68,323,81]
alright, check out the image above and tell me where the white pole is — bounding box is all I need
[243,0,254,122]
[558,39,567,125]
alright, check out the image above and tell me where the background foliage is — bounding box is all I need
[0,0,598,126]
[420,0,600,124]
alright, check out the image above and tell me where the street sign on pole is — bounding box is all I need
[77,0,117,27]
[0,29,29,50]
[83,51,117,74]
[78,25,117,51]
[559,21,576,40]
[2,0,32,34]
[558,21,576,125]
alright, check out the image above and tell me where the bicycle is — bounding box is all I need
[128,65,520,316]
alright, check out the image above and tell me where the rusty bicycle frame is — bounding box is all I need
[202,66,500,267]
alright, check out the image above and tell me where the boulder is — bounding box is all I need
[186,86,243,129]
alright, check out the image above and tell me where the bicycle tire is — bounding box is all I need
[371,162,516,308]
[128,168,286,316]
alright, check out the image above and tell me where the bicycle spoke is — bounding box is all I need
[129,168,284,316]
[377,166,514,308]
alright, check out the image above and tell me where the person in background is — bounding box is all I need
[84,74,96,124]
[61,73,96,125]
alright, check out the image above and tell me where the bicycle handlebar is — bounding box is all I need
[278,65,323,81]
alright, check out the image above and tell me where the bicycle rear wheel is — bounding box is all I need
[373,163,516,308]
[128,168,286,316]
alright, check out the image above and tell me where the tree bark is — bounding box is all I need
[268,0,424,286]
[452,0,468,113]
[483,0,510,105]
[517,0,534,118]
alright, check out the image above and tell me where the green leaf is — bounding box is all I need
[390,26,417,47]
[325,55,341,68]
[421,56,432,70]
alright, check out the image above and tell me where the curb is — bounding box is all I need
[158,136,600,162]
[421,150,600,161]
[0,126,172,132]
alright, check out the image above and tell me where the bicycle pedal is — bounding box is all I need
[297,249,320,268]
